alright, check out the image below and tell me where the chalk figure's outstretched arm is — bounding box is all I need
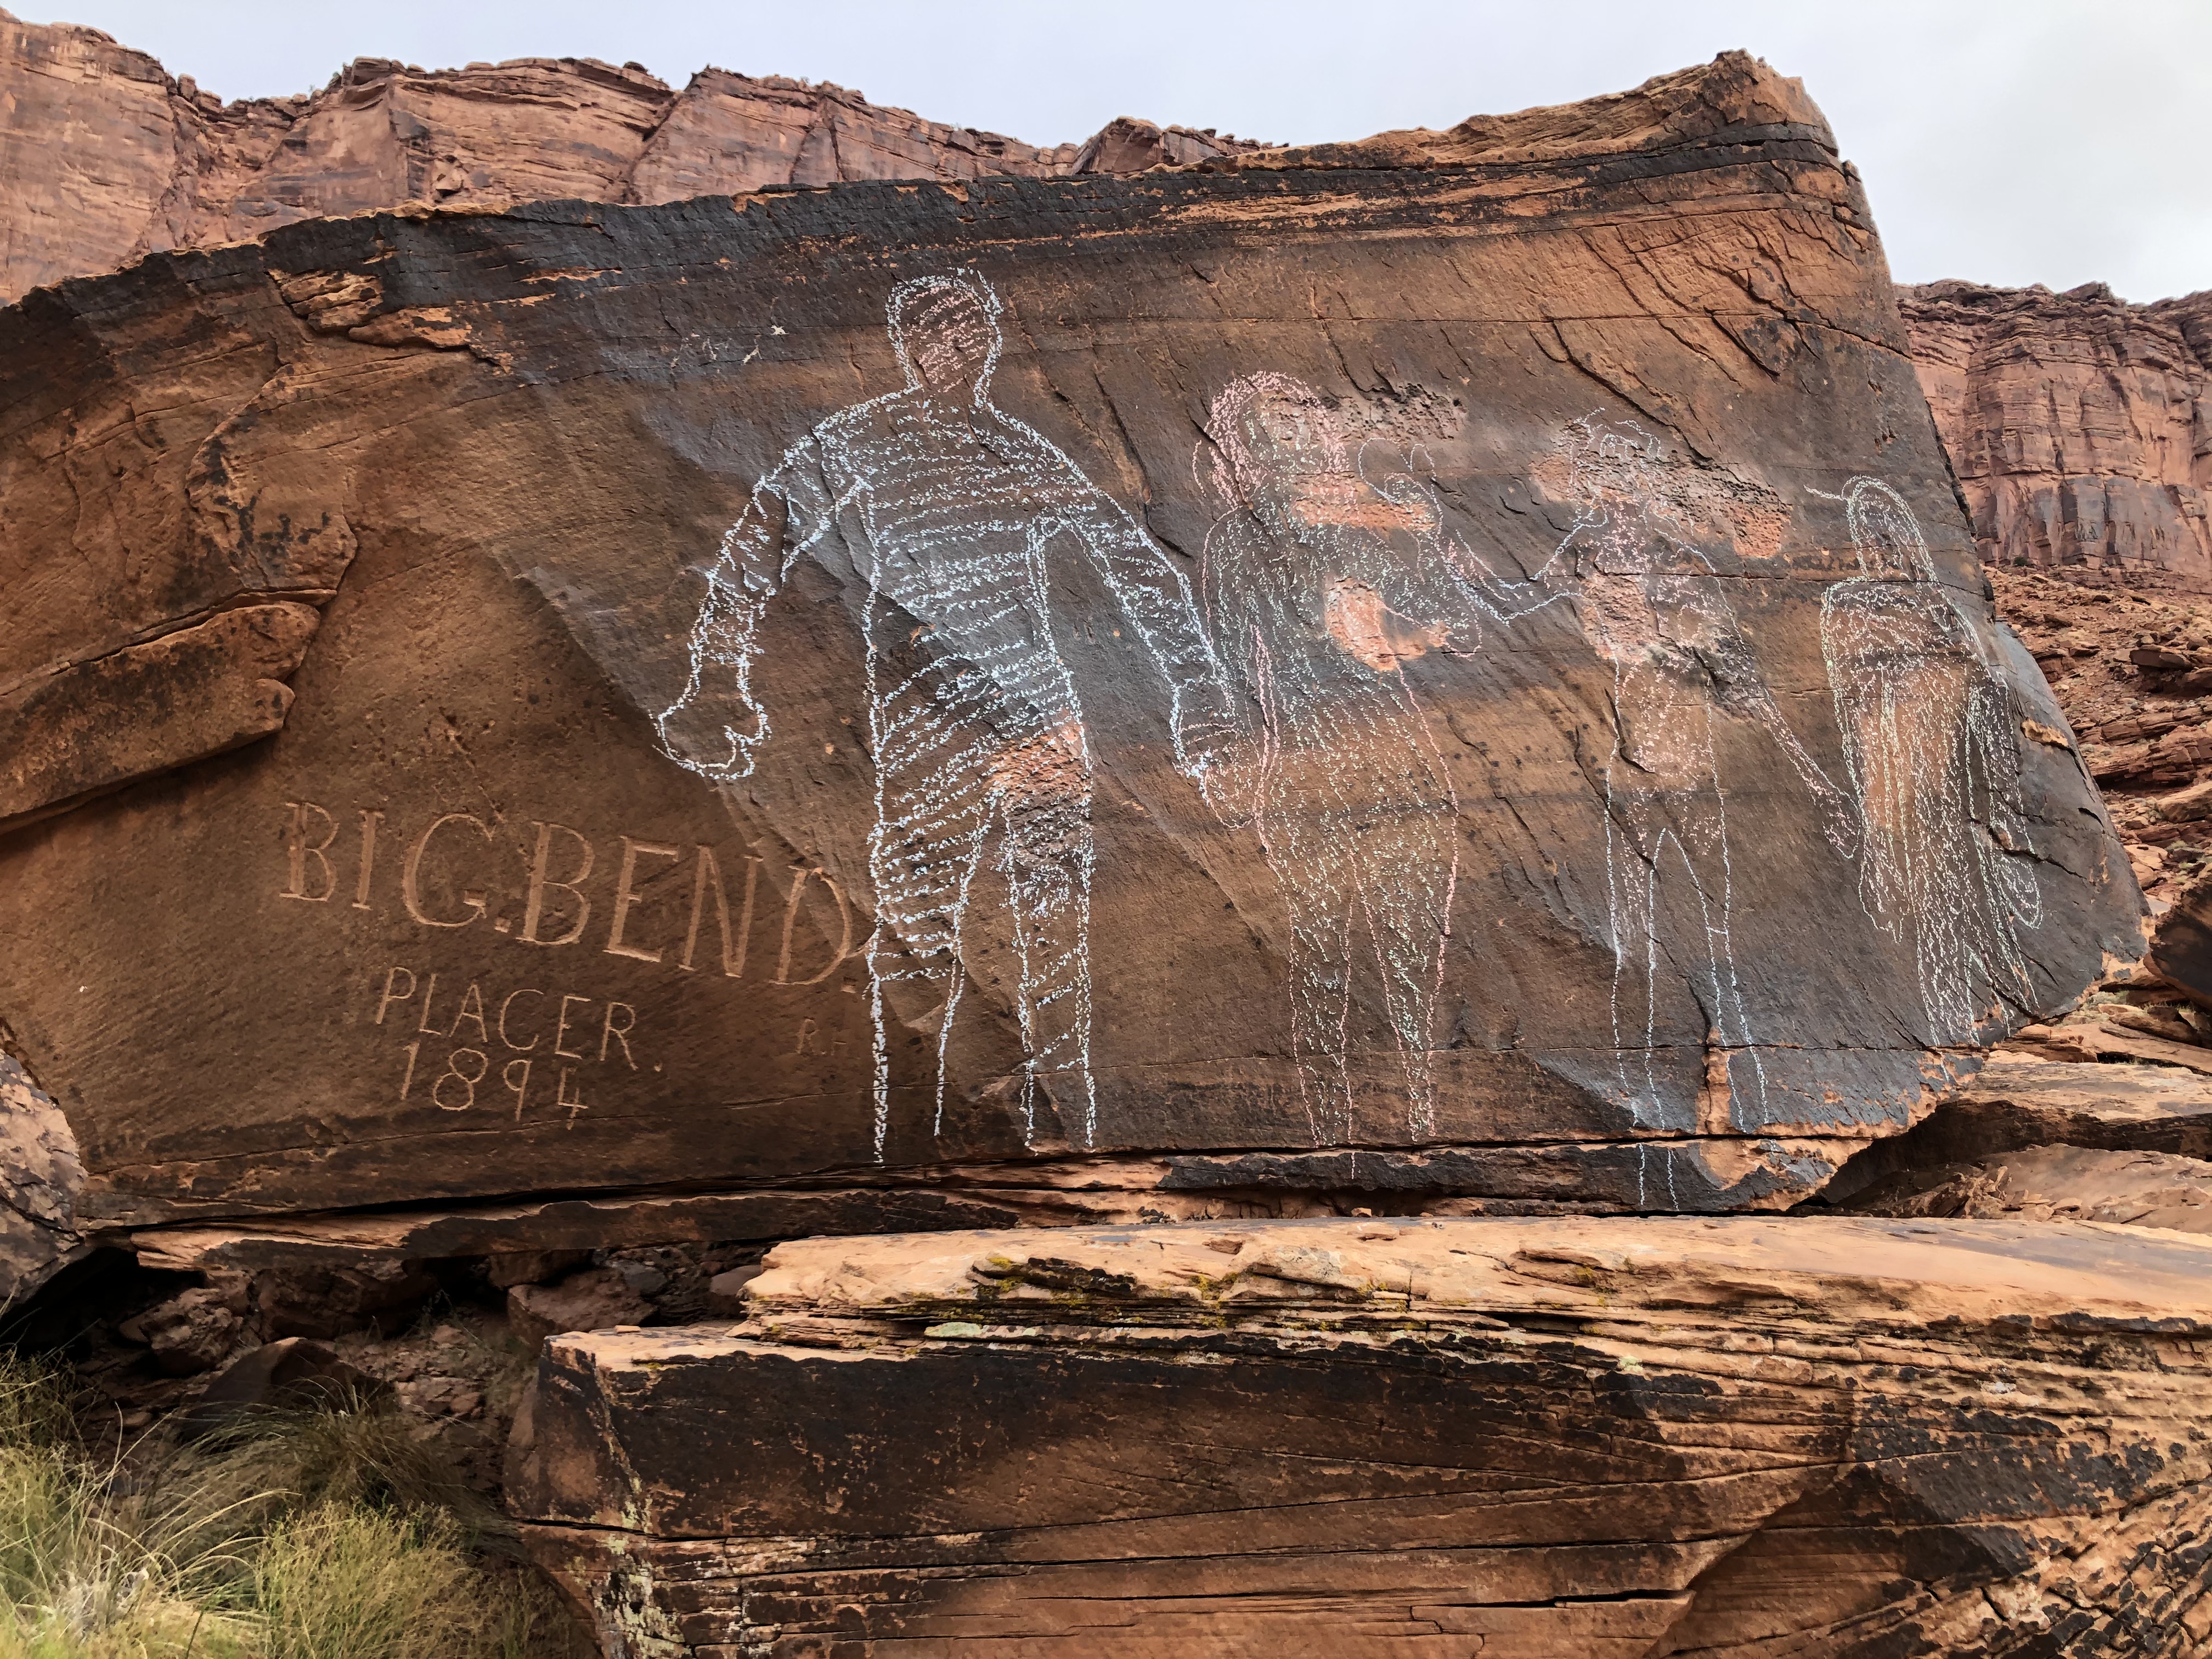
[1052,465,1238,777]
[1685,569,1861,859]
[658,439,838,782]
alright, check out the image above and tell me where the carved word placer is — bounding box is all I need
[372,964,640,1128]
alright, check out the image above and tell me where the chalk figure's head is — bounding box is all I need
[1558,414,1673,529]
[1843,477,1935,581]
[889,274,1003,399]
[1205,371,1362,524]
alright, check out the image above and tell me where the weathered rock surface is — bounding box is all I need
[512,1214,2212,1655]
[0,55,2137,1280]
[507,1266,653,1346]
[1844,1140,2212,1232]
[1830,1058,2212,1175]
[0,602,319,833]
[1904,280,2212,587]
[0,1051,84,1299]
[0,7,1259,305]
[114,1283,243,1374]
[1966,565,2212,1064]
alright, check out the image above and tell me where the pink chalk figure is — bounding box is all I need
[1541,416,1859,1132]
[1195,373,1536,1142]
[658,274,1231,1156]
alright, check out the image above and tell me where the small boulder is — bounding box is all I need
[122,1286,241,1376]
[507,1267,652,1347]
[608,1259,668,1297]
[180,1338,385,1436]
[2131,642,2193,671]
[704,1265,765,1319]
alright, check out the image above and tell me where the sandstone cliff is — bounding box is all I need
[1903,279,2212,586]
[0,7,1256,303]
[6,34,2207,1656]
[1854,259,2212,1076]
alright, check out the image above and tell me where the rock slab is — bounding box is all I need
[511,1215,2212,1656]
[0,55,2138,1278]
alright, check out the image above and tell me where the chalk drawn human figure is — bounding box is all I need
[1819,476,2042,1043]
[1197,373,1528,1143]
[657,273,1229,1156]
[1538,416,1859,1131]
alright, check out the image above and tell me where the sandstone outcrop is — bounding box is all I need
[512,1214,2212,1655]
[0,8,1258,305]
[0,54,2138,1304]
[1824,1058,2212,1193]
[0,29,2202,1655]
[1903,280,2212,588]
[1957,565,2212,1066]
[1846,1140,2212,1232]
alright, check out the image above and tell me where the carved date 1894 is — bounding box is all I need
[371,965,639,1127]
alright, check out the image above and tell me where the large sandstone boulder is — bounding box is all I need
[0,54,2139,1300]
[511,1215,2212,1655]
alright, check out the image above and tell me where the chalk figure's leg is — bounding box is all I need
[998,733,1098,1145]
[867,682,996,1153]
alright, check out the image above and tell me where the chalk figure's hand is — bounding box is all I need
[1375,473,1443,537]
[657,696,764,784]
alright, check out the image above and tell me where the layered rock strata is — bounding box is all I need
[1903,281,2212,587]
[512,1215,2212,1656]
[0,7,1257,304]
[1845,1141,2212,1232]
[1835,1057,2212,1171]
[0,54,2138,1301]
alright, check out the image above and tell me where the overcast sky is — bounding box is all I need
[29,0,2211,302]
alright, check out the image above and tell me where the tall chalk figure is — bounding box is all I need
[658,274,1229,1155]
[1820,476,2042,1043]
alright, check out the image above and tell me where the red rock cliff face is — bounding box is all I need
[1903,280,2212,588]
[0,8,1256,303]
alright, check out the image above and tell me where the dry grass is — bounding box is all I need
[0,1359,588,1659]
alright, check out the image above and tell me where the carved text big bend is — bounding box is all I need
[275,799,856,986]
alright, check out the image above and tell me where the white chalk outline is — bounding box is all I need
[658,273,1228,1158]
[1196,373,1550,1141]
[1818,476,2042,1044]
[1534,416,1858,1132]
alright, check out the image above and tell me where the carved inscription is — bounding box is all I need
[278,802,855,986]
[373,965,640,1127]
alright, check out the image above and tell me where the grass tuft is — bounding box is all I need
[0,1356,587,1659]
